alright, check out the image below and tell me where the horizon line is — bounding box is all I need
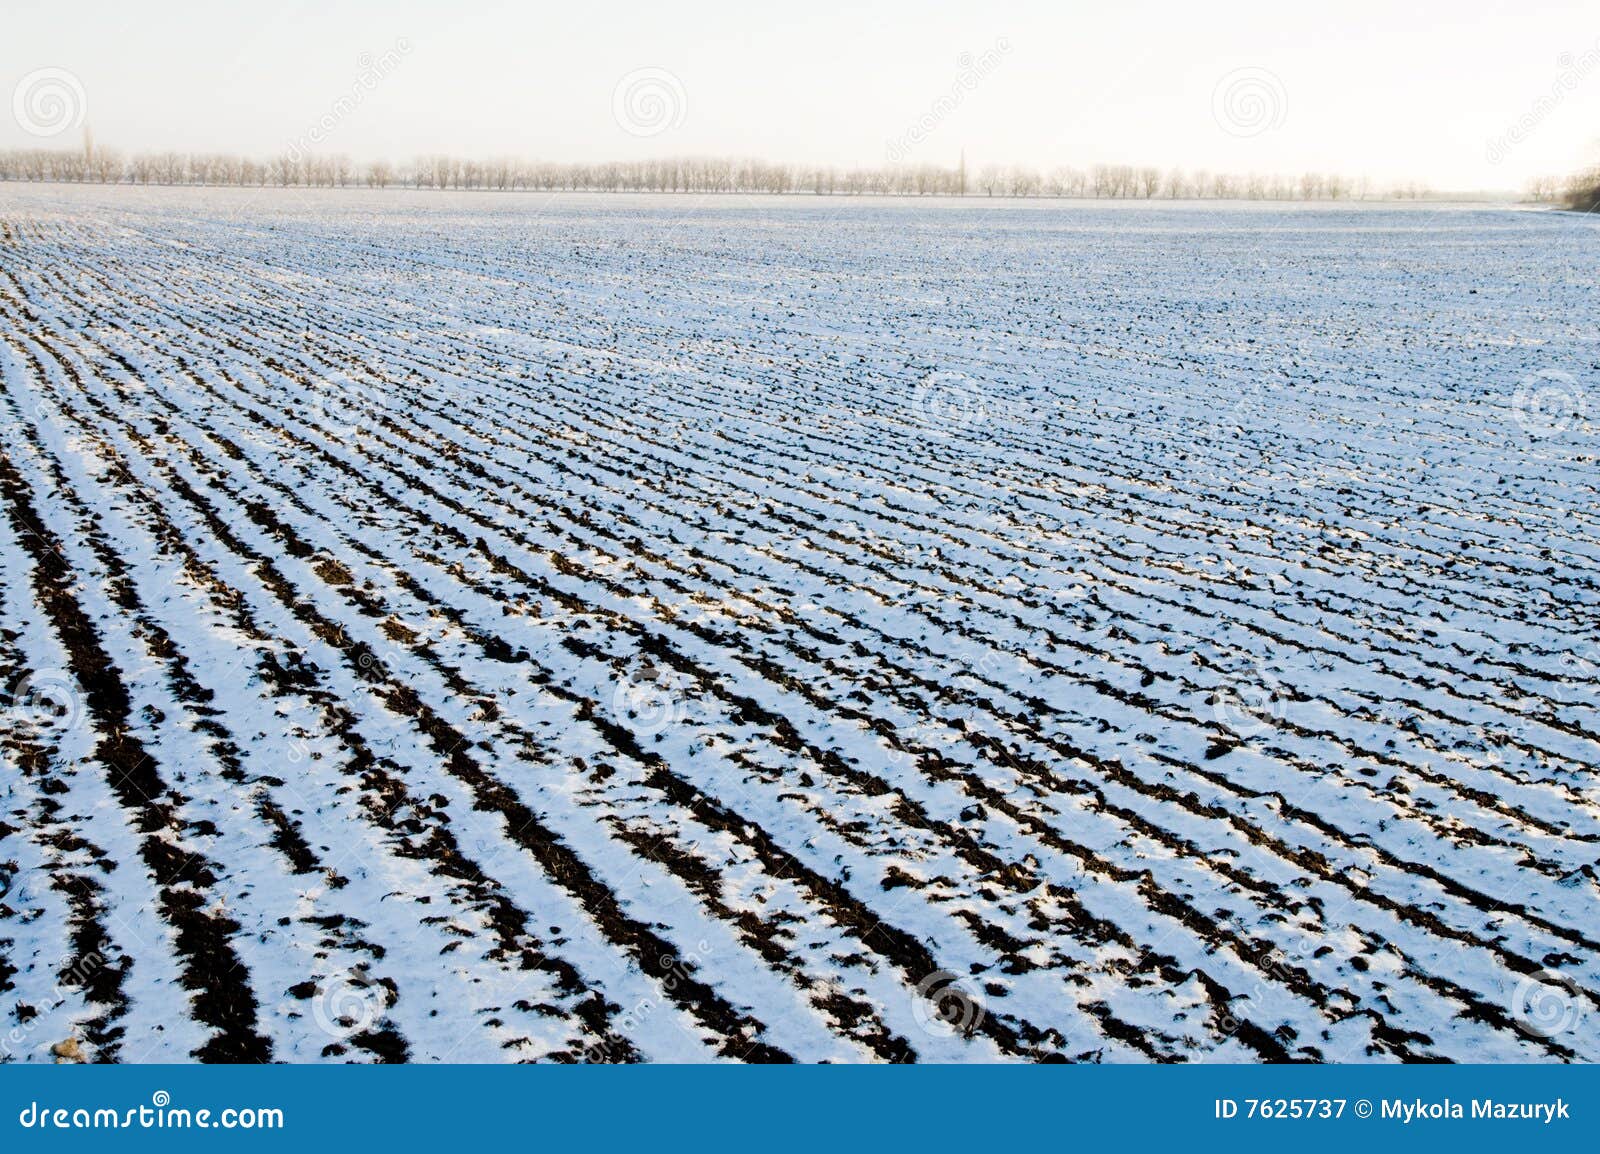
[1,142,1557,202]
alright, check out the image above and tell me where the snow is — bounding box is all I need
[0,183,1596,1063]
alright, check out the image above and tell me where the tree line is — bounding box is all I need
[1553,167,1600,212]
[0,144,1445,200]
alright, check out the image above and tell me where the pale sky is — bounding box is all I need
[4,0,1598,190]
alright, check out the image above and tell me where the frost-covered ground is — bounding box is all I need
[0,183,1597,1063]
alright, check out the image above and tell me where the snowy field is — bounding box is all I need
[0,183,1597,1064]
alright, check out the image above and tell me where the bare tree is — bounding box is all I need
[0,142,1416,204]
[90,147,122,183]
[1010,166,1040,197]
[1561,167,1600,211]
